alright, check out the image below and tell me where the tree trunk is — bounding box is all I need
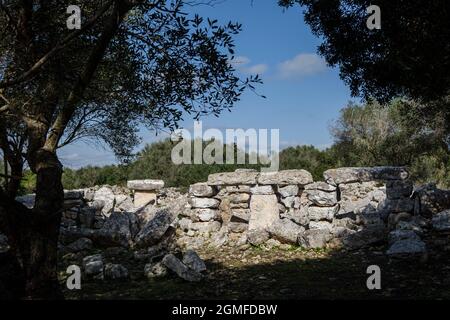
[6,159,23,199]
[22,149,64,299]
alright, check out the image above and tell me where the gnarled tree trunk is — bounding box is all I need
[24,149,64,299]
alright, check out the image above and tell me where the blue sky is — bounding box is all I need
[59,0,354,168]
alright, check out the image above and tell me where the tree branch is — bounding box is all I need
[44,1,131,152]
[0,0,114,90]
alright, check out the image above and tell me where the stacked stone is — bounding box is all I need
[298,182,339,248]
[322,167,425,254]
[254,170,313,245]
[127,179,164,207]
[186,182,221,235]
[208,169,258,235]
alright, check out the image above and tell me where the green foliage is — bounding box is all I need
[279,145,334,181]
[127,139,262,188]
[18,170,36,195]
[62,165,128,190]
[330,100,450,187]
[60,100,450,190]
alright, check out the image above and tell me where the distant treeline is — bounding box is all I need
[10,99,450,194]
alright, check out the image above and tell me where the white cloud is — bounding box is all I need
[277,53,327,79]
[243,64,268,75]
[230,56,268,75]
[231,56,251,66]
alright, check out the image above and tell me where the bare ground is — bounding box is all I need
[61,244,450,300]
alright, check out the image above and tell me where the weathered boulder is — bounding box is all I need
[82,254,104,279]
[134,209,175,248]
[228,193,251,204]
[307,205,338,221]
[194,209,220,222]
[280,196,301,209]
[299,229,332,248]
[278,185,299,198]
[309,220,333,231]
[182,250,207,273]
[257,169,313,186]
[386,180,413,199]
[127,179,164,191]
[189,221,222,234]
[189,183,216,197]
[231,209,251,222]
[15,194,35,209]
[250,185,274,195]
[431,210,450,231]
[208,170,259,186]
[93,186,116,216]
[162,254,203,282]
[342,225,387,250]
[249,194,279,232]
[387,239,426,256]
[228,221,248,233]
[414,184,450,217]
[378,198,414,213]
[305,189,337,207]
[144,262,167,278]
[104,263,129,280]
[388,230,420,245]
[267,219,305,244]
[64,190,84,200]
[281,207,310,226]
[304,182,336,192]
[247,229,270,246]
[188,197,220,209]
[65,238,93,253]
[101,211,138,247]
[324,167,408,185]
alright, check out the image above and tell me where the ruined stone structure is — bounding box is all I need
[179,167,430,255]
[2,166,449,283]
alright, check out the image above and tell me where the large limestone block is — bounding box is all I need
[134,191,157,207]
[307,205,339,221]
[323,167,409,185]
[339,181,384,202]
[249,194,279,232]
[127,179,164,191]
[267,218,305,244]
[188,197,220,209]
[250,185,274,195]
[304,182,336,192]
[189,183,216,197]
[208,169,259,186]
[278,185,300,197]
[305,189,337,207]
[257,169,313,186]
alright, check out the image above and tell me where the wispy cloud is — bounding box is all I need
[230,56,268,75]
[276,53,327,79]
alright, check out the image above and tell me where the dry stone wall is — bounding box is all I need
[180,166,434,255]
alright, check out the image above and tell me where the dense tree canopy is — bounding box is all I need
[279,0,450,102]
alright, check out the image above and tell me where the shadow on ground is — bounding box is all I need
[62,245,450,300]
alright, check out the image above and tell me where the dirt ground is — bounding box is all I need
[61,244,450,300]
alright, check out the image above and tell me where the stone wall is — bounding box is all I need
[179,166,442,256]
[5,166,450,262]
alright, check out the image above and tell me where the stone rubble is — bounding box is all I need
[8,166,450,284]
